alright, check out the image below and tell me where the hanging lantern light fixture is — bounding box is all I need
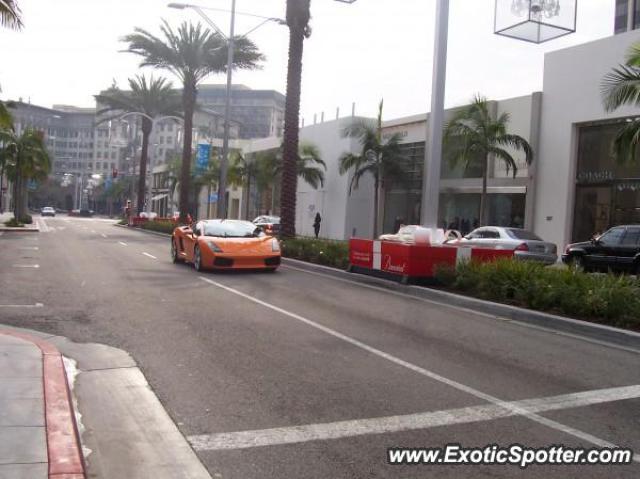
[495,0,577,43]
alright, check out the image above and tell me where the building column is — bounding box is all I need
[524,92,543,231]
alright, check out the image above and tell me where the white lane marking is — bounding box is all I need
[18,247,39,250]
[282,265,640,356]
[118,241,127,246]
[0,303,44,308]
[12,264,40,268]
[91,229,96,234]
[101,234,108,238]
[199,276,640,461]
[189,384,640,451]
[37,218,49,232]
[142,252,157,259]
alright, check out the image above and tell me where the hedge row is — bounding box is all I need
[138,220,177,235]
[280,237,349,270]
[435,259,640,330]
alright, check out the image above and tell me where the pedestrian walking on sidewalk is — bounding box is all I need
[313,212,322,238]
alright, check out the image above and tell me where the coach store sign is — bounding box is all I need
[576,170,614,184]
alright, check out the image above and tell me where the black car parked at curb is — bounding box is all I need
[562,225,640,274]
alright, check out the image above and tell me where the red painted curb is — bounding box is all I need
[0,331,86,479]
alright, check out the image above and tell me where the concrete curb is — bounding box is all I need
[113,223,171,238]
[0,226,39,232]
[0,330,86,479]
[282,257,640,351]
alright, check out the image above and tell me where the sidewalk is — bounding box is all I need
[0,326,213,479]
[0,330,85,479]
[0,212,40,232]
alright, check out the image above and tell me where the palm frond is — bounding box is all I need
[626,43,640,67]
[601,64,640,112]
[0,0,22,30]
[488,146,518,178]
[611,119,640,163]
[497,133,534,164]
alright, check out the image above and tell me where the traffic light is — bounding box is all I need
[112,168,118,178]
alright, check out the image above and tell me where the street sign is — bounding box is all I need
[208,193,218,204]
[105,177,113,190]
[27,180,37,191]
[196,144,211,174]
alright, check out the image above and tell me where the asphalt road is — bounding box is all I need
[1,215,639,478]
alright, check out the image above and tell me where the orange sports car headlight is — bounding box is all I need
[271,238,280,252]
[207,241,223,253]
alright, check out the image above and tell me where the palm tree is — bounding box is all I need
[339,100,407,238]
[0,101,12,129]
[275,142,326,189]
[95,75,182,214]
[443,95,533,226]
[0,128,51,220]
[280,0,312,238]
[122,20,263,222]
[602,42,640,163]
[0,0,22,30]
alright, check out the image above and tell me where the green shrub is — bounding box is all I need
[4,218,24,227]
[20,214,33,224]
[281,237,349,270]
[441,259,640,329]
[117,218,127,225]
[139,220,176,235]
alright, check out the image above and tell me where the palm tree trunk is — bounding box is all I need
[271,182,276,214]
[378,181,385,235]
[22,178,29,218]
[479,153,488,226]
[12,172,20,219]
[245,175,251,220]
[137,118,152,215]
[179,81,197,223]
[372,177,379,239]
[280,0,310,238]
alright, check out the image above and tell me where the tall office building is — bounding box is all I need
[197,85,285,139]
[615,0,640,33]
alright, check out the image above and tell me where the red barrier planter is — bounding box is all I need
[349,238,514,282]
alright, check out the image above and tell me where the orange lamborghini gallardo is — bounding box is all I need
[171,219,281,272]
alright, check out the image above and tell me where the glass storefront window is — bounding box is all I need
[615,0,629,33]
[572,122,640,241]
[438,193,525,234]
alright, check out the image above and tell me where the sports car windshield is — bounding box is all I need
[204,221,263,238]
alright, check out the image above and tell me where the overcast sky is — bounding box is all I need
[0,0,616,121]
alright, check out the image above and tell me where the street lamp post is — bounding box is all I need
[217,0,237,219]
[420,0,449,228]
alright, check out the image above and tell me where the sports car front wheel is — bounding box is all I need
[193,246,203,272]
[171,239,182,263]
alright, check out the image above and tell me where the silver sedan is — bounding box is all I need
[446,227,558,264]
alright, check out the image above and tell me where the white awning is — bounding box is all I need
[151,194,168,201]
